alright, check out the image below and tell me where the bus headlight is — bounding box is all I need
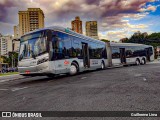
[37,58,49,65]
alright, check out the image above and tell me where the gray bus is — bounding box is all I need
[18,26,154,77]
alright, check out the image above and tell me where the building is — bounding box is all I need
[13,24,20,52]
[18,8,45,37]
[14,24,19,39]
[86,21,98,39]
[119,38,128,43]
[12,40,20,53]
[18,11,29,36]
[71,16,83,34]
[0,35,13,57]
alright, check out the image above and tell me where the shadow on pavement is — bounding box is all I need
[16,69,101,86]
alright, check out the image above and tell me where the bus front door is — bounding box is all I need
[120,48,126,64]
[82,43,90,68]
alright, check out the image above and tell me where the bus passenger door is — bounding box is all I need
[146,48,151,61]
[120,48,126,64]
[82,43,90,68]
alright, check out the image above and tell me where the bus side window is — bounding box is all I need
[52,32,65,60]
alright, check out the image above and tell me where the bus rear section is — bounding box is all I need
[106,42,154,66]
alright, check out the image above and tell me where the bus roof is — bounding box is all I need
[110,42,153,47]
[22,26,104,44]
[21,26,153,47]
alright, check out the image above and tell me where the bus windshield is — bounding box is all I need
[19,31,47,61]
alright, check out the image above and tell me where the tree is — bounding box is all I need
[1,56,10,64]
[1,52,19,67]
[8,52,19,67]
[124,32,160,47]
[101,39,110,42]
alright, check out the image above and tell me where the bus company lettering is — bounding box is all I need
[64,60,70,65]
[92,60,98,65]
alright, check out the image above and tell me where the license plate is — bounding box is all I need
[25,70,30,74]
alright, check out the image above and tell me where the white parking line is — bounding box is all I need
[147,61,160,64]
[0,89,9,91]
[0,76,26,83]
[0,79,13,83]
[81,77,87,79]
[134,74,142,77]
[143,77,147,81]
[11,87,28,92]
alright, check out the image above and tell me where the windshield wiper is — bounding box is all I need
[30,50,36,59]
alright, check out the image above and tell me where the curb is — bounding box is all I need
[0,74,20,78]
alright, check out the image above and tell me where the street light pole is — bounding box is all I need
[12,53,13,68]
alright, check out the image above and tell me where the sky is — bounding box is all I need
[0,0,160,41]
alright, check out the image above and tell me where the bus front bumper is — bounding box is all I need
[18,62,51,75]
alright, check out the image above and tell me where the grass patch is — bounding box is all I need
[0,72,19,76]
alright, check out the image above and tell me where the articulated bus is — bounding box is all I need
[18,26,154,77]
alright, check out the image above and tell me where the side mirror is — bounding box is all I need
[19,54,23,61]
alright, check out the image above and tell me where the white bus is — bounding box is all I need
[157,46,160,60]
[18,26,154,77]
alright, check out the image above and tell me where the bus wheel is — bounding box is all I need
[135,59,140,66]
[69,63,78,75]
[101,61,105,70]
[141,58,146,65]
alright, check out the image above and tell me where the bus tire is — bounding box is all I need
[135,59,140,66]
[101,61,105,70]
[141,58,146,65]
[69,63,78,75]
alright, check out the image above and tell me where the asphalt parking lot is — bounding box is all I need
[0,62,160,119]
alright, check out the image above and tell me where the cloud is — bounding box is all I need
[147,5,157,11]
[123,12,149,20]
[107,30,127,39]
[139,5,157,12]
[0,0,158,41]
[0,22,14,35]
[0,0,156,23]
